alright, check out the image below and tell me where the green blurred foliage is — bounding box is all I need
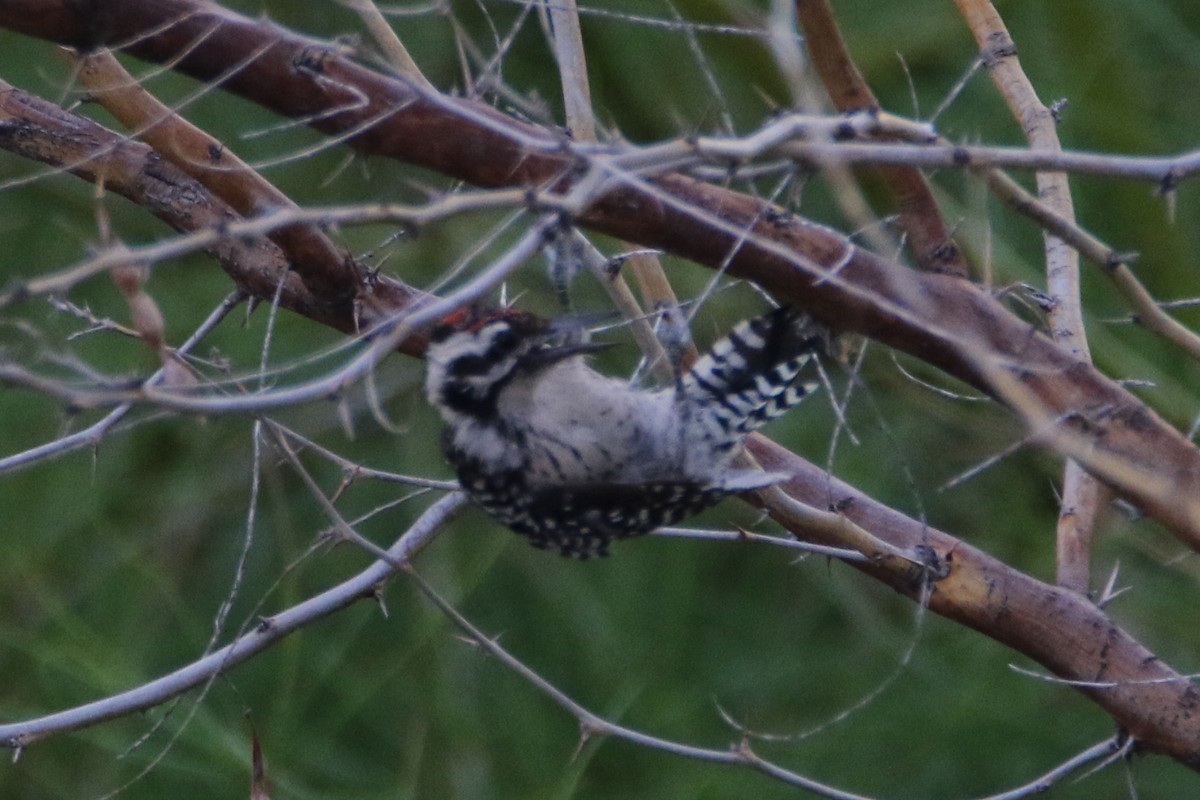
[1,0,1199,797]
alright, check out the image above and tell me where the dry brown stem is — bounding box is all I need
[795,0,968,276]
[953,0,1101,593]
[69,48,358,304]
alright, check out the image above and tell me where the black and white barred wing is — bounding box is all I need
[510,473,789,558]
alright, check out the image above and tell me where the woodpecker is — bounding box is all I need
[424,305,820,558]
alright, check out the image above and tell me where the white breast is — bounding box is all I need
[496,358,682,486]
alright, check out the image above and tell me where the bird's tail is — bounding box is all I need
[680,306,821,436]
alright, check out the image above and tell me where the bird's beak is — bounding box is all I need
[521,340,614,371]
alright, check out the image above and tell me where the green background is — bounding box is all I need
[1,0,1199,796]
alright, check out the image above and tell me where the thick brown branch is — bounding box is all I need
[70,48,358,304]
[0,81,428,353]
[748,435,1200,768]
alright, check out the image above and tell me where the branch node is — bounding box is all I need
[829,496,854,514]
[1158,169,1180,196]
[372,586,389,619]
[981,33,1019,66]
[1049,98,1069,124]
[573,722,598,759]
[292,45,332,76]
[911,543,952,583]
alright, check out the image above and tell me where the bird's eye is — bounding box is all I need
[450,354,490,378]
[430,323,455,344]
[490,327,518,352]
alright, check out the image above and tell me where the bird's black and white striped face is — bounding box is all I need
[425,308,600,424]
[425,311,543,423]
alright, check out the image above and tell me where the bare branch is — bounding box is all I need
[411,567,1135,798]
[405,566,882,799]
[0,493,467,748]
